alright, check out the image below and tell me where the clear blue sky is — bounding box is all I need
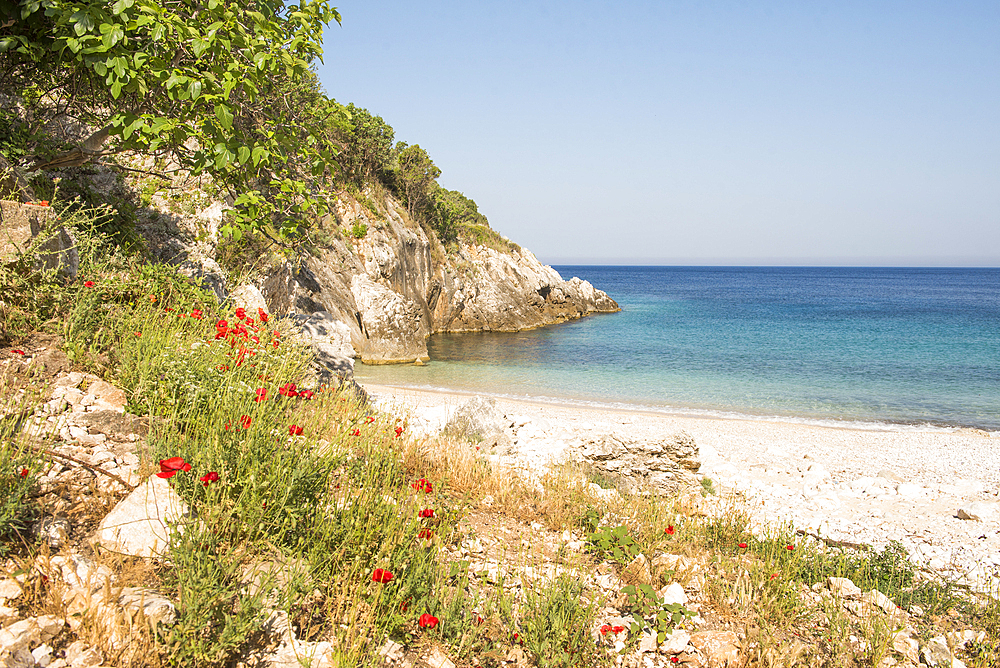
[315,1,999,266]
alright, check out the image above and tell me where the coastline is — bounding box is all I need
[363,381,1000,589]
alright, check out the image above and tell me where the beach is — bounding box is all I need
[364,382,1000,589]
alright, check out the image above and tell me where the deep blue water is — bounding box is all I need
[355,267,1000,431]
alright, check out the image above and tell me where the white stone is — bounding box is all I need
[94,476,189,557]
[659,628,691,654]
[659,582,687,606]
[957,501,1000,521]
[0,578,23,600]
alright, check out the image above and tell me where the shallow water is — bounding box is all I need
[355,266,1000,431]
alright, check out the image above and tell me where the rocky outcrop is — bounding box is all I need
[1,200,79,278]
[578,431,702,496]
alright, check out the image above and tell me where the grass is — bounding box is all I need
[2,203,1000,667]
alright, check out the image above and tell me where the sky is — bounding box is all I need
[315,1,999,266]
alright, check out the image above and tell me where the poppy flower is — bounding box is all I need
[216,364,230,372]
[20,467,28,477]
[254,388,267,402]
[279,383,298,397]
[190,309,203,320]
[11,349,24,355]
[133,332,142,337]
[200,471,219,486]
[665,525,675,535]
[289,425,303,436]
[156,456,192,479]
[239,415,252,429]
[394,426,403,437]
[371,568,393,584]
[298,389,314,400]
[148,294,156,302]
[235,307,247,320]
[738,542,748,549]
[612,625,625,634]
[418,528,434,540]
[418,613,439,629]
[34,200,49,206]
[165,307,175,312]
[83,280,95,288]
[350,428,360,436]
[250,335,259,345]
[365,416,375,424]
[786,545,794,551]
[411,478,433,494]
[600,624,613,635]
[258,308,269,323]
[272,340,280,348]
[246,317,255,327]
[418,508,434,518]
[216,319,228,331]
[770,573,779,580]
[671,658,679,664]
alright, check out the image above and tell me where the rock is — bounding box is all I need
[63,641,103,668]
[862,589,901,616]
[638,630,659,653]
[94,475,189,557]
[288,311,357,387]
[0,200,79,278]
[623,554,652,585]
[230,283,269,314]
[351,274,428,363]
[34,516,71,549]
[118,587,177,626]
[920,636,955,667]
[0,619,41,653]
[956,501,1000,522]
[659,582,687,606]
[423,646,456,668]
[444,396,512,448]
[689,630,740,667]
[377,639,405,662]
[178,255,227,302]
[892,630,920,664]
[828,577,863,600]
[578,432,700,496]
[0,156,35,201]
[31,643,53,667]
[0,579,23,600]
[659,629,691,654]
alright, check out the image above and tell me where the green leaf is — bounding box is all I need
[237,146,250,165]
[110,81,123,99]
[187,79,202,101]
[214,104,233,130]
[191,37,210,58]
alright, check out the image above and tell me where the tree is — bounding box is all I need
[0,0,342,235]
[394,142,439,222]
[334,103,395,187]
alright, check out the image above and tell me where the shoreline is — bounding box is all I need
[362,381,1000,589]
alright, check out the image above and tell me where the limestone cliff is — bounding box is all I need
[147,186,619,367]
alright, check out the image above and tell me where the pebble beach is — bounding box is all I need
[364,382,1000,591]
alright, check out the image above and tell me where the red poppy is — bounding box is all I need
[288,425,303,436]
[786,545,794,551]
[418,508,434,518]
[165,307,175,313]
[298,389,314,400]
[612,625,625,634]
[34,200,49,206]
[418,613,439,629]
[350,428,360,436]
[254,388,267,402]
[411,478,433,494]
[156,456,192,479]
[279,383,298,397]
[399,599,410,613]
[474,615,484,626]
[216,364,230,372]
[738,542,748,549]
[11,349,24,355]
[365,416,375,424]
[418,528,434,540]
[671,658,679,664]
[216,319,228,331]
[600,624,613,635]
[235,307,247,320]
[83,280,95,287]
[665,525,675,535]
[133,331,142,337]
[200,471,219,486]
[394,426,403,437]
[258,308,269,323]
[371,568,393,584]
[239,415,252,429]
[190,309,203,320]
[20,467,28,477]
[770,573,779,580]
[250,335,259,345]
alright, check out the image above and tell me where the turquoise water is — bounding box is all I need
[355,267,1000,431]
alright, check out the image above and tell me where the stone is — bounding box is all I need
[578,432,701,496]
[423,646,456,668]
[0,578,23,600]
[623,553,652,585]
[0,619,40,653]
[920,636,954,667]
[689,630,740,667]
[118,587,177,626]
[351,274,429,364]
[1,200,79,278]
[863,589,901,616]
[36,615,64,642]
[63,641,103,668]
[230,283,269,314]
[377,639,405,661]
[828,577,862,600]
[31,643,53,667]
[638,630,658,653]
[444,396,512,448]
[34,516,71,549]
[956,501,1000,522]
[0,156,35,201]
[659,582,687,606]
[94,475,189,558]
[892,630,920,664]
[659,629,691,654]
[289,311,357,386]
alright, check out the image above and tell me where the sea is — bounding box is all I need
[354,266,1000,432]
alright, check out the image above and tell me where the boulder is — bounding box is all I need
[1,200,79,278]
[351,274,429,363]
[0,155,35,201]
[444,396,512,448]
[289,311,357,387]
[577,431,700,496]
[230,283,269,314]
[94,476,189,558]
[956,501,1000,522]
[689,630,740,667]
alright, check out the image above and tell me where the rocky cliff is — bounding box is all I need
[142,184,619,368]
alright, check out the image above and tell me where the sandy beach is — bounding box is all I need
[363,382,1000,589]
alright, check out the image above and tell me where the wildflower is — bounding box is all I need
[786,545,794,551]
[418,613,439,629]
[412,478,433,494]
[190,309,203,320]
[770,573,779,580]
[246,317,255,327]
[418,528,434,540]
[394,426,403,437]
[20,467,28,477]
[216,364,230,372]
[235,307,247,320]
[156,456,192,479]
[600,624,613,635]
[239,415,252,429]
[279,383,298,398]
[371,568,393,584]
[289,425,303,436]
[665,525,675,535]
[200,471,219,486]
[418,508,434,518]
[83,280,95,288]
[298,389,314,400]
[272,340,280,348]
[133,332,142,337]
[738,542,748,549]
[365,415,375,424]
[612,625,625,634]
[250,335,259,345]
[11,349,24,355]
[216,319,228,331]
[671,658,679,664]
[258,308,269,323]
[148,294,156,302]
[254,388,267,402]
[350,428,360,436]
[399,600,410,613]
[474,615,484,626]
